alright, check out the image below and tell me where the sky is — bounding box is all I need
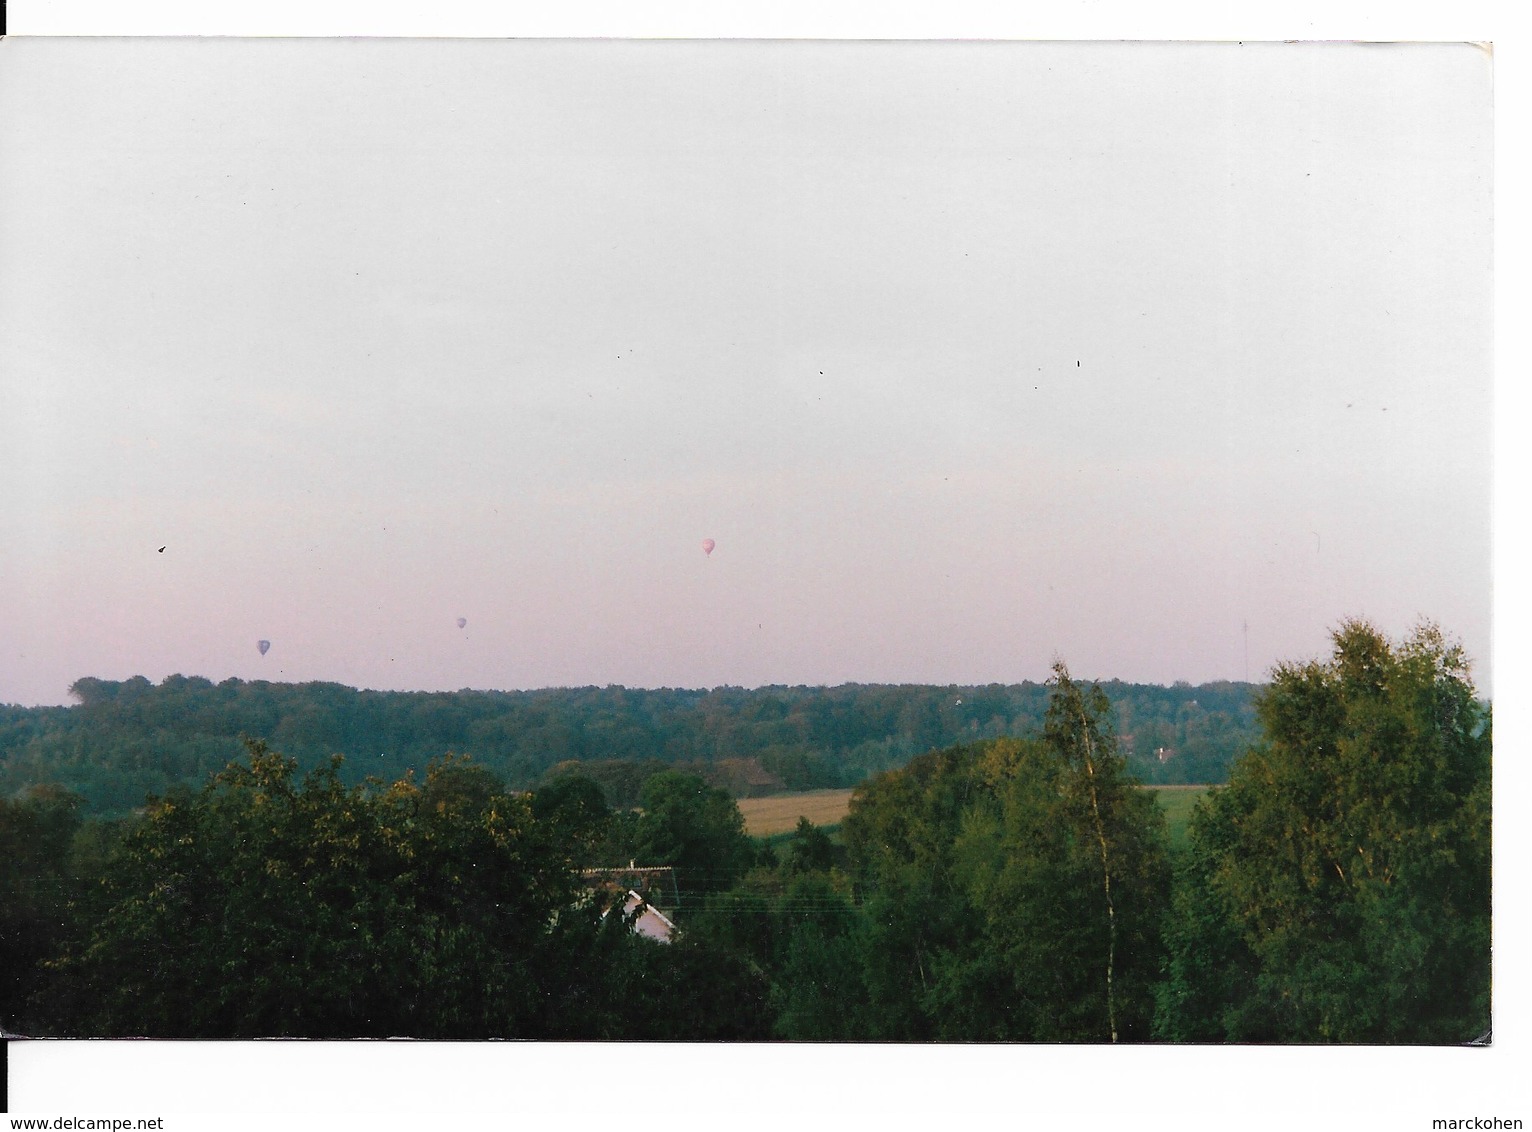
[0,38,1495,705]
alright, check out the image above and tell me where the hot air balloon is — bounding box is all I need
[702,538,716,556]
[257,640,271,656]
[456,617,467,629]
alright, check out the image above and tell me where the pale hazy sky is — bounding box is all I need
[0,39,1493,705]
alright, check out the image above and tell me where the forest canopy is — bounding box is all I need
[1,676,1259,816]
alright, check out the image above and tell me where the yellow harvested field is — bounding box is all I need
[738,789,856,836]
[740,783,1218,839]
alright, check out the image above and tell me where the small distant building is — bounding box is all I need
[1156,746,1176,763]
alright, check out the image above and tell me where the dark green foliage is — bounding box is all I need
[1151,827,1270,1042]
[38,742,594,1037]
[784,816,841,875]
[1,677,1261,818]
[530,773,613,863]
[540,758,673,810]
[756,747,850,792]
[840,673,1173,1043]
[1156,621,1491,1043]
[13,741,781,1040]
[767,872,865,1041]
[627,935,775,1041]
[838,745,985,1040]
[0,785,85,1031]
[1105,679,1261,785]
[633,770,755,900]
[526,897,775,1041]
[675,834,866,1041]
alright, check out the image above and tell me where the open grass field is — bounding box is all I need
[738,789,856,836]
[1146,784,1214,849]
[740,784,1216,844]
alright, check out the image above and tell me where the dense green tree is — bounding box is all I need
[18,742,793,1041]
[1152,837,1270,1042]
[842,668,1171,1043]
[841,743,982,1040]
[784,816,841,875]
[633,770,754,900]
[766,871,865,1041]
[539,758,673,810]
[1157,621,1491,1043]
[39,742,586,1038]
[530,773,613,863]
[673,823,865,1041]
[628,934,775,1041]
[1035,662,1171,1041]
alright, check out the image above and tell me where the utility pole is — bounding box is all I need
[1243,620,1249,683]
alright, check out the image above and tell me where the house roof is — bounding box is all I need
[581,864,680,910]
[620,890,677,943]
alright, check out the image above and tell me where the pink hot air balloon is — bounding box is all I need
[701,538,716,557]
[257,640,271,656]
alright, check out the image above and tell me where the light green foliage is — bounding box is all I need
[1159,621,1491,1043]
[1146,786,1209,850]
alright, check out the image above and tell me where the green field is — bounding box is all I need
[1146,784,1213,849]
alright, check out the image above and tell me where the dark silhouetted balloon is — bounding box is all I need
[456,617,467,629]
[701,538,715,556]
[257,640,271,656]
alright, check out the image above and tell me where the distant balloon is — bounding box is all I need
[257,640,271,656]
[701,538,716,557]
[456,617,467,629]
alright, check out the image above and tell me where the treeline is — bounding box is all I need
[0,676,1258,816]
[0,621,1490,1043]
